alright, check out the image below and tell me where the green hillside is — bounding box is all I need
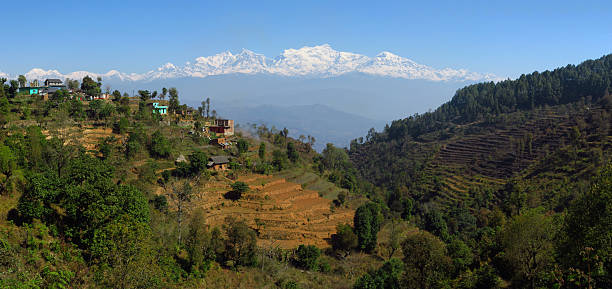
[347,54,612,288]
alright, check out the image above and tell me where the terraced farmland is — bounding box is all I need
[421,107,602,208]
[191,174,354,249]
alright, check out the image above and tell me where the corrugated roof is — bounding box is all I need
[209,155,230,164]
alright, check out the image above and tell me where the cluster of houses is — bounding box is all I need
[18,79,67,97]
[21,78,236,164]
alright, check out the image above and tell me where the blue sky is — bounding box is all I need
[1,0,610,79]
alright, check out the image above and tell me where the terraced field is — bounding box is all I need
[191,174,354,249]
[423,107,599,208]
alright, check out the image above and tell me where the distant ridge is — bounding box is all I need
[5,44,500,83]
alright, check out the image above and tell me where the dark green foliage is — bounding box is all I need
[558,165,612,287]
[114,117,129,134]
[224,219,257,267]
[187,150,208,176]
[258,142,266,159]
[17,153,150,257]
[447,238,473,275]
[423,209,450,242]
[168,87,179,113]
[151,195,168,212]
[402,231,451,289]
[185,210,215,275]
[81,76,101,97]
[272,149,289,171]
[138,90,151,101]
[125,130,145,159]
[68,99,85,119]
[354,258,404,289]
[149,130,171,159]
[237,139,249,155]
[349,54,612,202]
[112,90,122,101]
[97,137,115,160]
[354,202,383,252]
[225,181,249,201]
[331,224,358,253]
[294,245,321,271]
[287,142,299,162]
[500,209,557,288]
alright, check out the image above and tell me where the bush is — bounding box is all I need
[149,131,171,159]
[224,220,257,267]
[114,117,129,134]
[224,181,249,201]
[151,195,168,212]
[294,244,321,271]
[331,224,358,254]
[354,202,383,252]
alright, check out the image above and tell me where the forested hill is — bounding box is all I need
[369,54,611,142]
[349,53,612,211]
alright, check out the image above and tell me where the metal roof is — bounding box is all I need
[209,155,230,164]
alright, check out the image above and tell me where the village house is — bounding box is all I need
[212,137,231,149]
[18,78,66,96]
[150,102,168,115]
[208,119,235,136]
[207,156,230,171]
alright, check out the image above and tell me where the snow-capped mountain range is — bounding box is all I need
[2,44,500,83]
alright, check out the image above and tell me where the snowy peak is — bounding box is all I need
[6,45,501,82]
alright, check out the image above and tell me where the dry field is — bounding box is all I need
[189,174,354,249]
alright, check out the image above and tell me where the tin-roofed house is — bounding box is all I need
[151,102,168,115]
[207,156,230,171]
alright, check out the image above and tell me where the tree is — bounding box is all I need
[18,75,26,87]
[258,142,266,160]
[224,219,257,267]
[294,244,321,271]
[379,218,410,260]
[81,75,101,97]
[272,150,289,171]
[331,223,358,255]
[188,150,208,176]
[354,258,404,289]
[205,97,210,118]
[114,117,129,134]
[168,87,179,114]
[558,165,612,288]
[500,209,556,289]
[138,90,151,101]
[186,209,215,274]
[423,209,450,242]
[402,231,451,289]
[287,142,299,163]
[354,202,383,252]
[149,130,171,159]
[225,181,249,201]
[0,144,24,195]
[112,90,122,101]
[161,87,167,100]
[447,238,473,275]
[172,181,193,245]
[237,139,249,155]
[18,153,150,252]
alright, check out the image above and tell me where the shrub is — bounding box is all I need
[331,224,358,254]
[149,130,171,159]
[294,244,321,271]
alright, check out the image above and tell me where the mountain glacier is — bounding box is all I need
[9,44,500,83]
